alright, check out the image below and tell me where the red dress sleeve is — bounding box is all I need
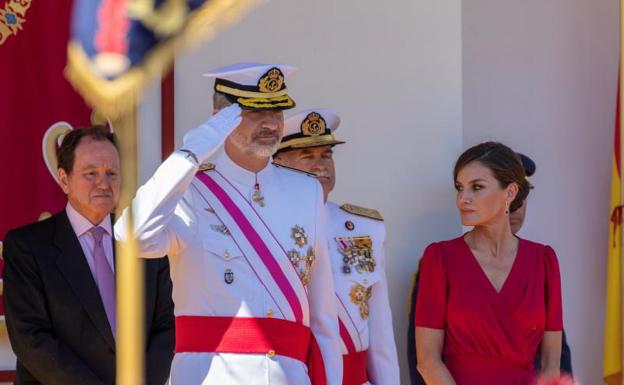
[544,245,563,331]
[415,242,447,329]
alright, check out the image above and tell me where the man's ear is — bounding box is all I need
[57,168,70,194]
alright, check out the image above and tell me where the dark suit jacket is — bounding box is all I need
[407,271,573,385]
[3,211,175,385]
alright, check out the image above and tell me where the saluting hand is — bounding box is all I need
[182,104,242,163]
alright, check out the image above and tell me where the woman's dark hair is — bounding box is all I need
[453,141,530,213]
[57,125,118,174]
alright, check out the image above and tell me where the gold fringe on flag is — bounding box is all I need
[65,0,263,120]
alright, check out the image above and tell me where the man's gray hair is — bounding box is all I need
[213,92,233,110]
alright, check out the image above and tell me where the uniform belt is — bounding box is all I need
[342,350,368,385]
[175,316,327,385]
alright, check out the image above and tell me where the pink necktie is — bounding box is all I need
[90,226,116,336]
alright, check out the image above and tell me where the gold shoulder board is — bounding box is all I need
[271,162,316,177]
[198,163,216,172]
[340,203,384,221]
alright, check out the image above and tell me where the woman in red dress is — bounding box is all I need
[414,142,563,385]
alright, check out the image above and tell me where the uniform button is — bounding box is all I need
[363,279,369,285]
[224,251,231,259]
[266,309,274,318]
[267,349,276,358]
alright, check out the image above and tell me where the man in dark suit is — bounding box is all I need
[3,126,175,385]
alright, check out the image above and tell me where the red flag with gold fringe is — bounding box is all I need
[0,0,91,379]
[0,0,92,238]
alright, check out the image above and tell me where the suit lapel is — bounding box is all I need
[53,211,116,350]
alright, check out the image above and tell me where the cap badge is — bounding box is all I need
[301,112,326,137]
[258,67,284,93]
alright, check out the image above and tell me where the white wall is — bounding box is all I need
[138,81,162,185]
[463,0,618,383]
[173,1,463,383]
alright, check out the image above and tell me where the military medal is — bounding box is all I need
[224,269,234,284]
[287,247,315,286]
[287,225,315,286]
[349,283,372,320]
[252,184,265,207]
[291,225,308,247]
[336,236,375,275]
[252,173,265,207]
[210,224,230,236]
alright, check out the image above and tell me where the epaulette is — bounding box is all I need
[198,163,216,172]
[271,162,316,177]
[340,203,384,221]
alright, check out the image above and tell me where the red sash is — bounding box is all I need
[176,316,326,385]
[342,350,368,385]
[337,296,362,353]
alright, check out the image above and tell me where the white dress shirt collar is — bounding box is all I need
[212,147,275,187]
[65,202,112,237]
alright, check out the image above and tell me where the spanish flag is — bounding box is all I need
[604,72,623,384]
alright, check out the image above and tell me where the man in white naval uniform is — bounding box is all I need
[115,64,342,385]
[273,109,400,385]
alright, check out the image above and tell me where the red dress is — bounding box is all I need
[415,236,563,385]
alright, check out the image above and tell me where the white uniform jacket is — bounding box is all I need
[326,201,400,385]
[115,149,342,385]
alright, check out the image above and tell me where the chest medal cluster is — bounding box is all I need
[335,236,375,275]
[336,235,376,320]
[287,225,316,286]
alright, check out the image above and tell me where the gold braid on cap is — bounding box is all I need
[278,134,338,150]
[236,95,294,109]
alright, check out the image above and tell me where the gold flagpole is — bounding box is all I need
[114,109,145,385]
[619,0,624,381]
[620,0,624,200]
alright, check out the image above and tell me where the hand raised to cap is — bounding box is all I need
[182,104,242,163]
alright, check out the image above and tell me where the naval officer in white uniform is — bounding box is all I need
[115,64,342,385]
[273,109,400,385]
